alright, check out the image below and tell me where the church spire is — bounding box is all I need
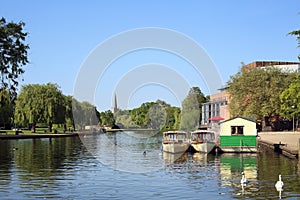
[112,93,118,113]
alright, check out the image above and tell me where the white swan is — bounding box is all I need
[240,172,248,185]
[275,174,284,191]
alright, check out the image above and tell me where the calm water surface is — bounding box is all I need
[0,132,300,199]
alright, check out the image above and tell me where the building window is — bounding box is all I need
[231,126,244,135]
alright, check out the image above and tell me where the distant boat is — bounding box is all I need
[190,130,216,153]
[162,131,189,154]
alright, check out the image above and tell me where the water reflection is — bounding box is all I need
[216,151,300,199]
[217,153,259,198]
[0,133,300,199]
[163,152,188,164]
[257,150,300,199]
[218,153,257,186]
[0,137,90,199]
[80,131,163,173]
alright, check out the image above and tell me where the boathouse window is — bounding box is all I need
[231,126,244,135]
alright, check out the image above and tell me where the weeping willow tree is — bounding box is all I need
[14,83,66,132]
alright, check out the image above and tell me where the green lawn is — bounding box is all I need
[0,128,67,135]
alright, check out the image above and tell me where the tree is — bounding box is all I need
[228,67,296,122]
[147,100,168,130]
[114,109,136,128]
[14,83,66,132]
[279,74,300,121]
[72,99,100,130]
[0,17,29,99]
[81,101,99,126]
[99,110,115,127]
[14,84,39,131]
[64,95,75,131]
[71,98,82,130]
[42,83,66,132]
[130,102,155,128]
[165,106,181,130]
[114,100,180,131]
[289,29,300,60]
[0,88,13,129]
[181,87,207,131]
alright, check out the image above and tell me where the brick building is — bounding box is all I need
[201,85,230,125]
[242,61,300,73]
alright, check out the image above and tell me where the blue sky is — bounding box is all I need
[1,1,299,111]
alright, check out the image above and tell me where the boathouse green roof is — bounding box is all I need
[219,116,256,124]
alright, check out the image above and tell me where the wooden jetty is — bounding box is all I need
[257,132,300,159]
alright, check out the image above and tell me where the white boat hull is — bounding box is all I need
[162,143,189,154]
[191,142,215,153]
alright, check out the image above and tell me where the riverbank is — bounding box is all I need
[258,131,300,158]
[0,132,80,140]
[0,129,156,140]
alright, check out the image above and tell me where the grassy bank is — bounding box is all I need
[0,128,71,135]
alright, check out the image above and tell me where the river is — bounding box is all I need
[0,131,300,199]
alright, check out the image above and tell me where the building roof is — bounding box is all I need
[208,116,224,121]
[242,61,300,72]
[219,116,256,124]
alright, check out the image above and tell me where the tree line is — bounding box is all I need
[1,69,295,133]
[0,83,99,132]
[93,87,207,132]
[1,17,299,132]
[0,82,208,133]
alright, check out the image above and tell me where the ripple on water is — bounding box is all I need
[0,136,300,199]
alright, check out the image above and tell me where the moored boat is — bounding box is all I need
[162,131,189,154]
[190,130,216,153]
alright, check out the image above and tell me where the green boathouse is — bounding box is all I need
[219,117,257,152]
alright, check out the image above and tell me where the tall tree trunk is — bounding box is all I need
[48,121,52,133]
[72,121,76,131]
[31,123,36,133]
[63,124,67,133]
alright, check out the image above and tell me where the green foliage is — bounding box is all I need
[14,83,66,132]
[113,100,181,131]
[165,106,181,130]
[180,87,207,131]
[228,67,296,119]
[72,99,100,130]
[114,110,135,128]
[0,17,29,99]
[130,102,152,128]
[0,88,13,128]
[279,74,300,120]
[99,110,115,127]
[14,84,100,132]
[64,95,75,129]
[148,102,167,130]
